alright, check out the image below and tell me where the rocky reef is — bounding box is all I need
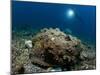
[12,28,96,74]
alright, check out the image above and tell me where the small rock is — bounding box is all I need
[25,40,32,48]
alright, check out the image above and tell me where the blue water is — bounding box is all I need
[12,1,96,45]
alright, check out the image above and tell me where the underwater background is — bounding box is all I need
[11,1,96,74]
[12,1,96,45]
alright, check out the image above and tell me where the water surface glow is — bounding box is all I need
[67,9,75,18]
